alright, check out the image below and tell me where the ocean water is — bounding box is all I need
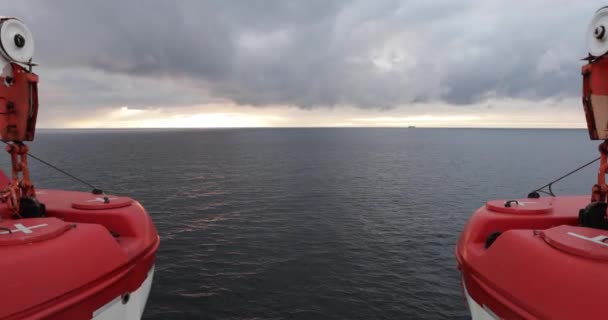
[3,128,600,319]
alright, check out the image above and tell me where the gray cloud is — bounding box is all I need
[0,0,603,110]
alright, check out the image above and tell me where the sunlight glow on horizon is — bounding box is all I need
[69,107,284,128]
[56,98,587,129]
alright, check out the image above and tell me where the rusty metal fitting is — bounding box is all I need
[599,141,608,154]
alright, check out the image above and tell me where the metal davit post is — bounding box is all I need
[579,8,608,227]
[0,18,43,218]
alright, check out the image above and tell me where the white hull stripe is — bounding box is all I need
[92,265,155,320]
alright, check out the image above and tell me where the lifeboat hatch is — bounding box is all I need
[0,217,70,246]
[486,198,553,215]
[541,225,608,260]
[72,196,133,210]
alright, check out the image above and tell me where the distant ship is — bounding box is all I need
[0,17,159,319]
[456,7,608,319]
[407,125,416,128]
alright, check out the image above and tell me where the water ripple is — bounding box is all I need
[14,128,596,319]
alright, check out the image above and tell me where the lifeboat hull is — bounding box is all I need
[456,195,608,319]
[0,189,159,320]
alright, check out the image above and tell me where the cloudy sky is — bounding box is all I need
[1,0,604,128]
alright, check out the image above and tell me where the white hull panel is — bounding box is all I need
[92,265,155,320]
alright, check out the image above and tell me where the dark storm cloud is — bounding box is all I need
[0,0,602,108]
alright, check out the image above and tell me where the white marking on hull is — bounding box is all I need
[0,223,47,235]
[14,223,33,234]
[513,201,536,206]
[92,265,155,320]
[567,232,608,247]
[86,197,118,203]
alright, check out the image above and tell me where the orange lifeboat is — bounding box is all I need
[456,7,608,319]
[0,17,159,319]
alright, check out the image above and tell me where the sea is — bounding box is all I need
[4,128,599,319]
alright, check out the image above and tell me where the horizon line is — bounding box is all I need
[36,126,589,130]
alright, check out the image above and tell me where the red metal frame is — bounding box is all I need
[0,63,39,216]
[0,143,35,217]
[581,58,608,203]
[592,141,608,202]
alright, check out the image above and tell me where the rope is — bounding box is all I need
[0,141,104,194]
[528,156,600,197]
